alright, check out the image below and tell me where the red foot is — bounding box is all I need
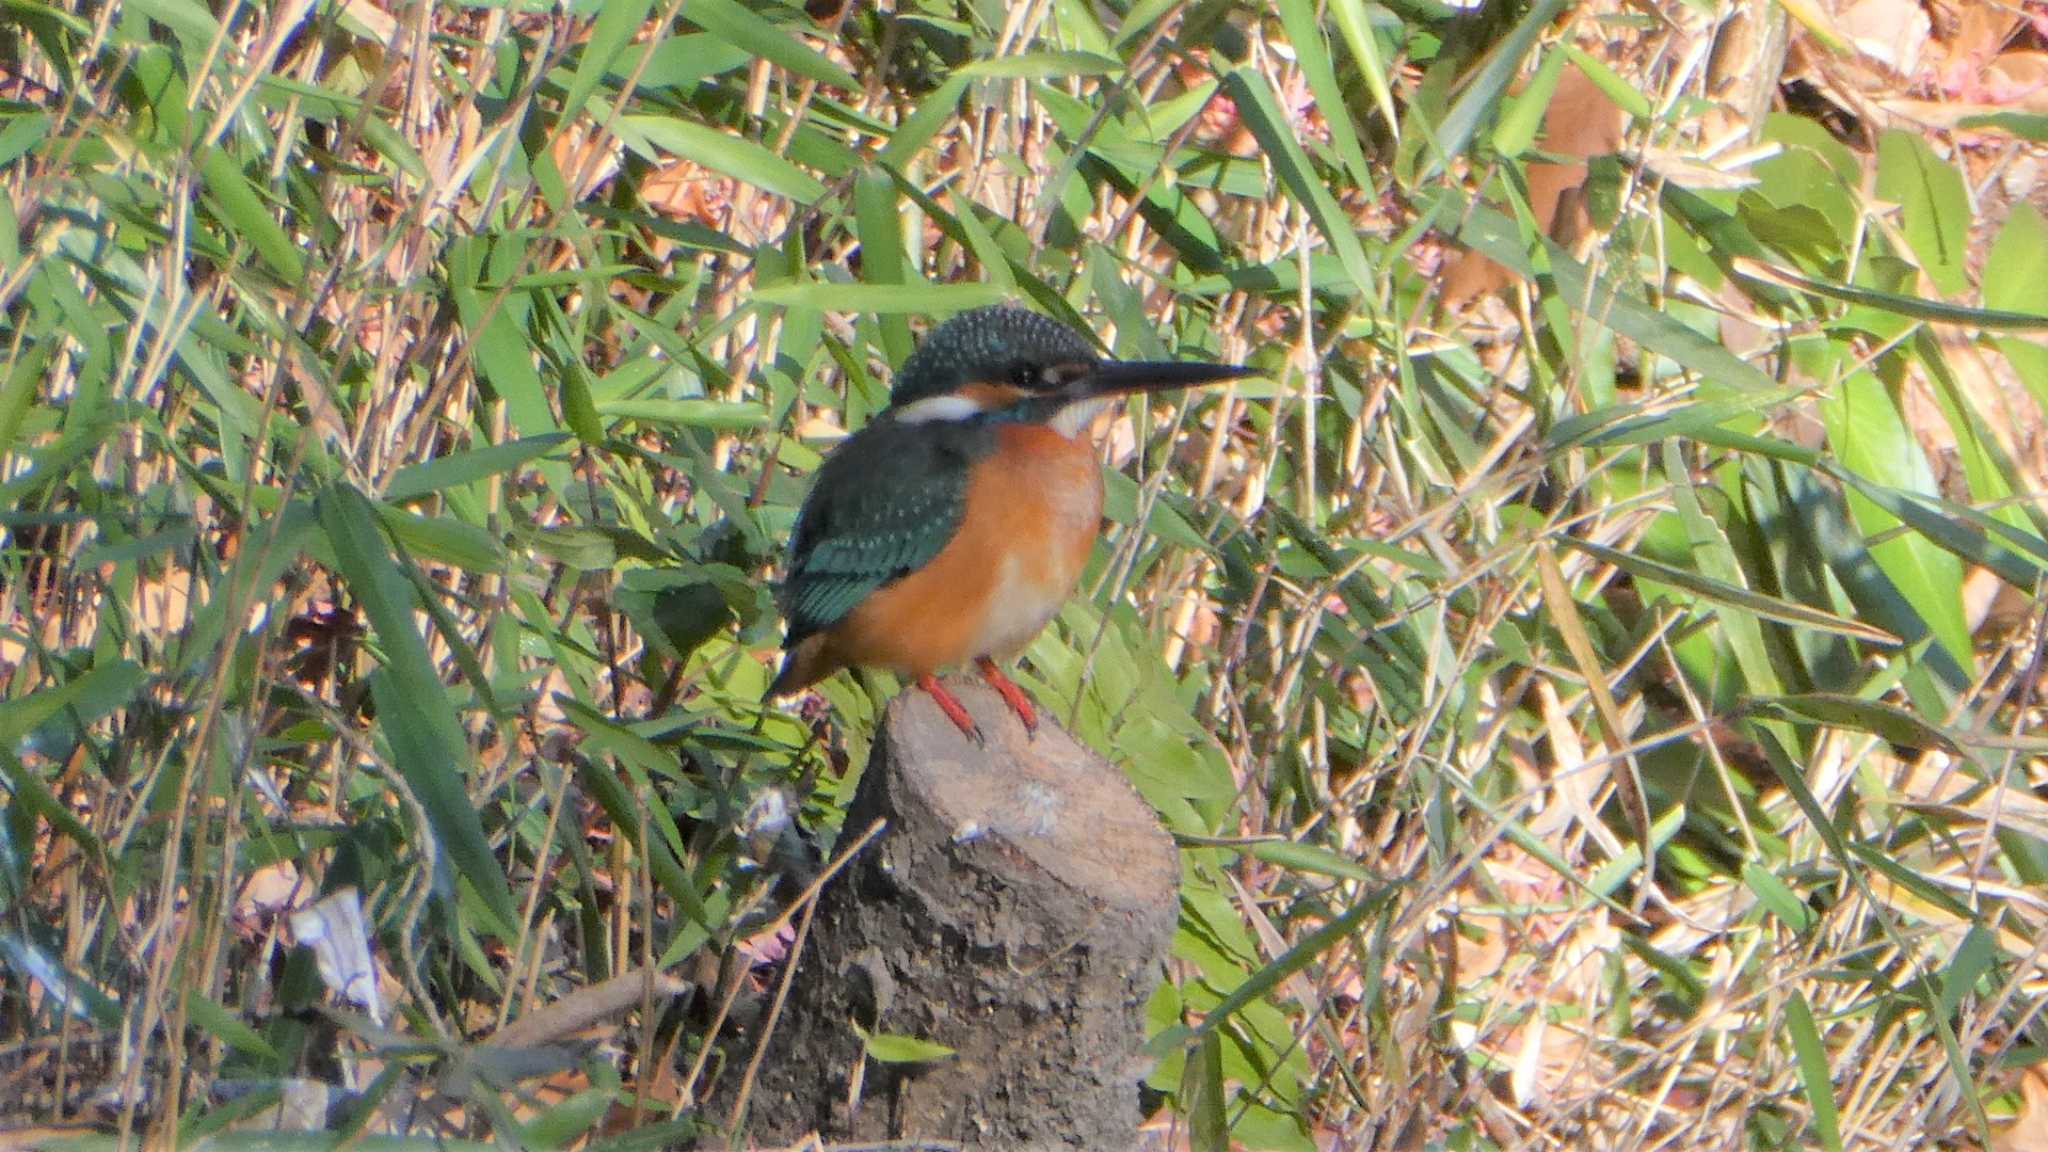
[916,674,982,742]
[975,658,1038,735]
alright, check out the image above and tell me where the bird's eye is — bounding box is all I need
[1011,362,1040,389]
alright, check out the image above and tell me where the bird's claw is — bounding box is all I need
[917,674,985,744]
[974,658,1039,738]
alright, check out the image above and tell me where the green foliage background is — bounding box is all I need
[2,0,2046,1148]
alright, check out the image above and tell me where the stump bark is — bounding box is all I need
[732,676,1181,1150]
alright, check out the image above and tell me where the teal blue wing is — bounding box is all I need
[779,420,987,646]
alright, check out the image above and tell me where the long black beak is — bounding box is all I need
[1069,359,1257,400]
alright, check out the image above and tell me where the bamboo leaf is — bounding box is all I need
[1274,0,1374,183]
[615,115,827,203]
[1220,68,1375,293]
[561,0,656,118]
[752,281,1011,314]
[384,434,573,504]
[318,484,517,937]
[958,51,1121,79]
[859,1030,957,1064]
[1183,1030,1228,1152]
[685,0,856,90]
[1744,692,1961,755]
[1875,129,1970,296]
[1733,257,2048,330]
[1566,537,1897,645]
[1427,0,1573,177]
[197,147,305,282]
[1783,992,1844,1152]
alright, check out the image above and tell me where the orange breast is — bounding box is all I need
[823,424,1103,678]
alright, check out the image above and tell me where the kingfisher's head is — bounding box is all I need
[886,304,1252,437]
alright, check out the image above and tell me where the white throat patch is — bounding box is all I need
[1050,396,1111,439]
[892,393,985,424]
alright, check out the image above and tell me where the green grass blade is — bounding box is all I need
[1220,67,1376,294]
[686,0,856,90]
[615,114,826,203]
[1782,991,1843,1152]
[1426,0,1572,178]
[318,484,518,937]
[752,281,1011,313]
[197,146,305,283]
[383,434,573,504]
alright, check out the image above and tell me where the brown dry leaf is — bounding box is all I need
[1706,0,1792,140]
[1919,329,2047,497]
[422,972,692,1135]
[1928,0,2023,98]
[1101,410,1139,467]
[1446,840,1605,1003]
[1441,63,1627,306]
[335,0,397,44]
[1939,0,2021,59]
[1226,871,1323,1011]
[1526,679,1617,849]
[1971,568,2036,635]
[234,861,301,924]
[1986,52,2048,111]
[641,161,733,228]
[1836,0,1932,76]
[1993,1065,2048,1152]
[1640,146,1762,191]
[1784,0,1928,128]
[1498,1008,1604,1110]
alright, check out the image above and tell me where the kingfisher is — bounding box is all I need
[767,304,1252,739]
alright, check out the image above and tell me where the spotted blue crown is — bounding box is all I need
[888,305,1098,409]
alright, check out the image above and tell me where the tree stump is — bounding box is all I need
[730,676,1181,1150]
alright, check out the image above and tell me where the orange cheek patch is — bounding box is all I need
[956,381,1030,411]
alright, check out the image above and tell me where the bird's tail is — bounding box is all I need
[764,634,834,701]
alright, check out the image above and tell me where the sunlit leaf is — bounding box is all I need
[615,115,827,203]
